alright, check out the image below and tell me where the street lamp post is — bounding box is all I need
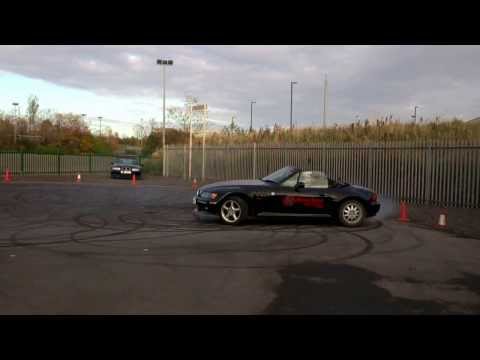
[323,74,328,128]
[250,101,256,132]
[12,102,19,145]
[80,114,88,135]
[412,105,419,123]
[97,116,103,136]
[156,59,174,177]
[290,81,298,130]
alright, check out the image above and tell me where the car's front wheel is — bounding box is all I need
[338,199,365,227]
[219,196,248,225]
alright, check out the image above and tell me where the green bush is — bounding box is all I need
[142,158,163,175]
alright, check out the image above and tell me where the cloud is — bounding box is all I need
[0,45,479,131]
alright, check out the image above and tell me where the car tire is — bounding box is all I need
[338,199,365,227]
[219,196,248,225]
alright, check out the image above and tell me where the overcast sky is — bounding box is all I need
[1,45,479,136]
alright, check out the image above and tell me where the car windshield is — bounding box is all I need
[116,158,139,166]
[261,167,300,184]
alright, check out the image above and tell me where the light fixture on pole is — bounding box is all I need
[156,58,174,177]
[250,101,256,132]
[290,81,298,130]
[80,114,89,132]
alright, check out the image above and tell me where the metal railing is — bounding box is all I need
[0,151,114,176]
[2,141,480,208]
[163,140,480,208]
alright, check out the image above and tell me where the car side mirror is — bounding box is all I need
[295,182,305,191]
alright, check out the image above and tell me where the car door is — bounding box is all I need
[261,172,300,213]
[290,171,334,214]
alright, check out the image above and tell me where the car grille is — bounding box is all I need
[121,167,131,171]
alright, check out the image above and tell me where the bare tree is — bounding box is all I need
[167,107,189,132]
[133,119,148,145]
[148,118,157,135]
[222,116,241,136]
[167,96,203,133]
[26,95,40,131]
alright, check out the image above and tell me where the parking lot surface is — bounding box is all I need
[1,176,480,314]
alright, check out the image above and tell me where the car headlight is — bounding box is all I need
[112,167,121,171]
[132,168,140,172]
[202,192,218,200]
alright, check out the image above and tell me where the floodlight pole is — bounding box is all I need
[156,59,174,177]
[162,65,166,176]
[290,81,297,130]
[81,113,87,128]
[412,105,419,123]
[188,102,193,179]
[250,101,256,132]
[12,102,19,145]
[97,117,103,136]
[202,106,208,180]
[323,74,327,128]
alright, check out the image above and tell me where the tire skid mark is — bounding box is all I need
[70,214,109,243]
[34,228,376,270]
[328,231,375,263]
[69,213,146,245]
[372,228,425,255]
[87,234,330,256]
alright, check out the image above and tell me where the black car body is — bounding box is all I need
[193,166,380,227]
[110,156,142,179]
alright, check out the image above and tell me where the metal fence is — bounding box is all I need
[164,141,480,208]
[0,151,114,175]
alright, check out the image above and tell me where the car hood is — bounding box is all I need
[200,179,267,191]
[112,163,141,167]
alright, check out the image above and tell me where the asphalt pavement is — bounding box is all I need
[1,176,480,314]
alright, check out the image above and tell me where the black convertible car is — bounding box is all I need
[193,166,380,227]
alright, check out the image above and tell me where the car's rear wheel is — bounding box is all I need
[219,196,248,225]
[338,199,365,227]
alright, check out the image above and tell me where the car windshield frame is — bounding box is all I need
[115,158,139,166]
[261,166,300,184]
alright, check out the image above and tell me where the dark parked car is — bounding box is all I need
[110,157,142,179]
[193,166,380,227]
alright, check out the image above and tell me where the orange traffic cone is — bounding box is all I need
[4,168,12,183]
[398,201,409,222]
[435,208,448,229]
[76,173,81,183]
[192,178,198,191]
[132,174,136,186]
